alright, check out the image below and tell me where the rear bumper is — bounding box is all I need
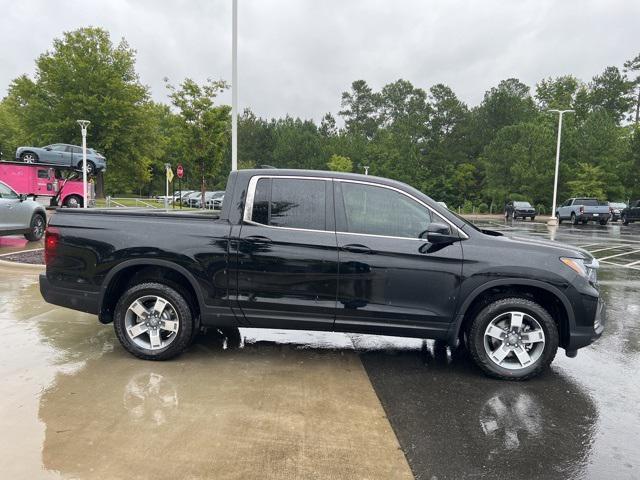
[566,296,606,351]
[39,273,99,315]
[578,213,609,221]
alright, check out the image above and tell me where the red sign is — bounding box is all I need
[176,164,184,179]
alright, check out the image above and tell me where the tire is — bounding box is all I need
[581,220,588,225]
[467,297,559,380]
[512,211,517,220]
[622,214,629,226]
[64,195,82,208]
[114,282,195,360]
[78,160,96,176]
[531,216,535,222]
[24,213,46,241]
[556,212,563,224]
[599,219,608,226]
[571,213,578,225]
[21,152,38,163]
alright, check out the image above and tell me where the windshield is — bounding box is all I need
[577,199,599,206]
[513,201,532,208]
[609,202,626,208]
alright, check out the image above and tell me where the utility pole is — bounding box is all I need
[77,120,90,208]
[231,0,238,171]
[547,109,574,225]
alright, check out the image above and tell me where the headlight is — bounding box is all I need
[561,257,599,283]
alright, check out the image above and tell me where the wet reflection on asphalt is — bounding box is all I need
[0,219,638,479]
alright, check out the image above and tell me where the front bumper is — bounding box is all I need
[39,273,99,315]
[566,295,606,351]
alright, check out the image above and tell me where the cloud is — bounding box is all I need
[0,0,638,121]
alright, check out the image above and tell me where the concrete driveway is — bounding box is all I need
[0,220,639,479]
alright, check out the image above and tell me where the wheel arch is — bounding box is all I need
[451,279,575,349]
[98,259,204,326]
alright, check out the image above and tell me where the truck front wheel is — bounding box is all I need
[467,297,559,380]
[64,195,82,208]
[114,282,195,360]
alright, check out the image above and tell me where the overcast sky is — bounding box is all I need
[1,0,638,121]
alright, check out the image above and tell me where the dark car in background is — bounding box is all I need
[608,202,627,222]
[15,143,106,175]
[621,200,640,225]
[505,201,536,221]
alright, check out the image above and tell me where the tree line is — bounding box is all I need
[1,27,639,210]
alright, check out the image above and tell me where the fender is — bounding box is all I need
[447,277,575,345]
[98,258,206,323]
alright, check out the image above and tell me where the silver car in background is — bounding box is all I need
[0,181,47,241]
[15,143,106,175]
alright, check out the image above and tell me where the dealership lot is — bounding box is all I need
[0,220,639,479]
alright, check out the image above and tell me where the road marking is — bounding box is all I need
[597,249,640,261]
[625,259,640,267]
[588,245,628,253]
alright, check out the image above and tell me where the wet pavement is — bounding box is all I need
[0,219,639,479]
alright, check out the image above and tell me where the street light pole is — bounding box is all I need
[77,120,91,209]
[547,109,574,225]
[231,0,238,171]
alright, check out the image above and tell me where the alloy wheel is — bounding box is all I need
[124,295,180,350]
[483,311,546,370]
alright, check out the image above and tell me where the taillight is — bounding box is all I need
[44,227,60,266]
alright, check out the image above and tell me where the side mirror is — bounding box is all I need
[422,222,459,244]
[19,193,27,202]
[44,147,52,151]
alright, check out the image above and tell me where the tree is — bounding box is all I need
[5,27,158,194]
[566,163,607,199]
[166,78,231,199]
[623,53,640,124]
[535,76,581,110]
[339,80,381,138]
[589,66,633,124]
[327,154,352,172]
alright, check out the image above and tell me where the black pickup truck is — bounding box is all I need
[40,169,605,380]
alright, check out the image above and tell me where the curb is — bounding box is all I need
[0,248,45,272]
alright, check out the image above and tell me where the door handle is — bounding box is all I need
[245,235,272,245]
[341,244,372,254]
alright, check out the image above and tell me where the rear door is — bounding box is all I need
[234,175,339,330]
[333,180,463,338]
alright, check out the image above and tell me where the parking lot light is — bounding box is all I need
[547,109,574,226]
[77,120,91,209]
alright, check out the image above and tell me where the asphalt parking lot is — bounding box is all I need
[0,219,639,479]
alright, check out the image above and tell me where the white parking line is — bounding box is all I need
[588,245,628,253]
[626,259,640,267]
[599,260,640,271]
[597,249,640,261]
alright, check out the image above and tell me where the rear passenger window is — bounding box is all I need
[37,170,50,179]
[250,178,326,231]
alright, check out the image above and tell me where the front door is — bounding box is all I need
[333,180,463,339]
[234,176,339,331]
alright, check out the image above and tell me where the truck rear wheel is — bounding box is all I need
[467,297,559,380]
[571,213,579,225]
[114,282,195,360]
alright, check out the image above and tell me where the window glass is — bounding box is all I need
[514,201,532,208]
[340,182,433,238]
[72,146,82,154]
[0,183,18,199]
[270,179,325,230]
[251,178,270,224]
[577,199,599,206]
[50,144,67,152]
[37,169,50,179]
